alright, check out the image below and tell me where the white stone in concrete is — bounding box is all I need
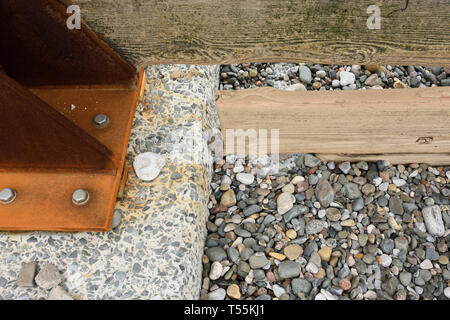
[133,152,166,181]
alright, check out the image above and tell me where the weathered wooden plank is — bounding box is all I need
[216,87,450,164]
[64,0,450,67]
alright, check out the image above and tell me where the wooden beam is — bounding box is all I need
[65,0,450,67]
[216,87,450,165]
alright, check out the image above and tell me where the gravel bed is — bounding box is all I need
[201,154,450,300]
[219,63,450,91]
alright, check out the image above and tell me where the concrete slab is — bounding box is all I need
[0,65,220,299]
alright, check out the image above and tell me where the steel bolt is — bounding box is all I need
[93,114,110,129]
[72,189,90,206]
[0,188,17,204]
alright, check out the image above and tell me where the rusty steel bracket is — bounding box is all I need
[0,0,144,231]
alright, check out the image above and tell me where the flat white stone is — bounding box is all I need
[422,205,445,236]
[277,192,294,215]
[209,261,223,280]
[420,259,433,270]
[236,173,254,185]
[340,71,356,86]
[380,254,392,267]
[444,287,450,299]
[133,152,166,181]
[273,284,286,298]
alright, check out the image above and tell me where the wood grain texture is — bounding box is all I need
[63,0,450,67]
[216,87,450,164]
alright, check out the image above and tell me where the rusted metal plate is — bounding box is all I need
[0,72,143,231]
[0,172,117,231]
[0,72,116,173]
[0,0,144,231]
[0,0,137,88]
[30,88,140,162]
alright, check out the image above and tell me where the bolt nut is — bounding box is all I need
[72,189,90,206]
[0,188,16,204]
[93,114,110,129]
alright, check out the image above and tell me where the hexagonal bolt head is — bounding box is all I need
[93,114,110,129]
[72,189,90,206]
[0,188,16,204]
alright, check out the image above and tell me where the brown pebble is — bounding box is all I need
[339,278,352,291]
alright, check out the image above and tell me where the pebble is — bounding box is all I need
[227,284,241,299]
[220,189,236,207]
[306,220,327,235]
[208,288,226,300]
[47,286,73,300]
[249,252,269,269]
[34,263,63,290]
[133,152,166,181]
[445,287,450,299]
[420,259,433,270]
[339,278,352,291]
[339,162,351,174]
[17,262,37,287]
[236,172,255,185]
[284,244,303,260]
[277,192,294,215]
[315,178,335,207]
[422,205,445,236]
[209,261,223,280]
[277,261,301,278]
[299,66,312,84]
[341,183,362,200]
[340,71,356,86]
[205,154,450,300]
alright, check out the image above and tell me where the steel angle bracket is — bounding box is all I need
[0,0,145,231]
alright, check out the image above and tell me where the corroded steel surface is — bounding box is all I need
[0,0,143,231]
[0,0,137,88]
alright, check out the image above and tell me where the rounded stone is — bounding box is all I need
[249,252,269,269]
[318,246,332,262]
[209,261,223,280]
[206,247,227,262]
[227,284,241,299]
[208,288,226,300]
[339,278,351,291]
[284,244,303,260]
[220,189,236,207]
[326,208,341,222]
[110,209,122,229]
[277,261,301,278]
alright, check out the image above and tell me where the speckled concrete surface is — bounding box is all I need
[0,64,220,300]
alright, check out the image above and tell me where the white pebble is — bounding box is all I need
[392,177,406,187]
[273,284,286,298]
[236,173,254,185]
[373,177,382,186]
[420,259,433,270]
[422,205,445,237]
[380,254,392,267]
[340,71,356,86]
[444,287,450,299]
[209,261,223,280]
[133,152,166,181]
[378,182,389,192]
